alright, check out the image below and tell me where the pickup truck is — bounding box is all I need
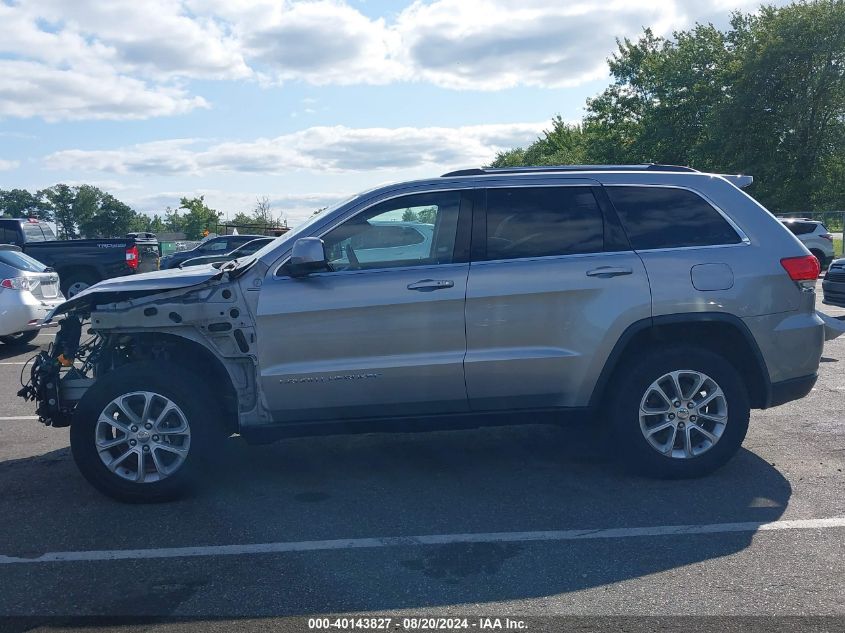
[0,218,157,297]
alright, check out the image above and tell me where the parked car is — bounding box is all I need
[0,245,65,346]
[179,237,274,268]
[822,257,845,307]
[23,165,829,501]
[158,234,263,270]
[0,218,157,297]
[778,218,834,270]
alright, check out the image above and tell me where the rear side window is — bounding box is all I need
[484,187,604,260]
[607,187,741,250]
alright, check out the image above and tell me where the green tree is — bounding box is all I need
[72,184,101,235]
[179,196,222,240]
[163,206,185,233]
[0,188,50,219]
[490,117,588,168]
[401,206,438,223]
[40,184,76,239]
[715,2,845,210]
[491,0,845,212]
[78,193,136,237]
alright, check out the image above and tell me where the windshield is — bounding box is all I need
[0,248,49,272]
[231,195,359,270]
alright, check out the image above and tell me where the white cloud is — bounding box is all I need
[0,61,208,122]
[393,1,674,90]
[237,1,404,85]
[0,158,20,171]
[44,122,547,175]
[0,0,793,121]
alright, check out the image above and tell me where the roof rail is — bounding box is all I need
[441,164,699,177]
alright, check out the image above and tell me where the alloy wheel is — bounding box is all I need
[95,391,191,483]
[638,370,728,459]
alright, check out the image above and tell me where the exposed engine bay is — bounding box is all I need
[17,261,268,431]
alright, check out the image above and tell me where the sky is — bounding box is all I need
[0,0,785,226]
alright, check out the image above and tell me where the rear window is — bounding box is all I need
[781,221,819,236]
[40,224,56,240]
[0,249,48,272]
[22,222,48,242]
[607,186,742,250]
[484,186,604,260]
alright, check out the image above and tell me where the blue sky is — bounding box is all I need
[0,0,781,225]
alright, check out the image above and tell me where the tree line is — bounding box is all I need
[0,185,288,240]
[492,0,845,213]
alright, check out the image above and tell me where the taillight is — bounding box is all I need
[780,255,820,282]
[821,233,833,242]
[1,277,34,291]
[125,245,139,269]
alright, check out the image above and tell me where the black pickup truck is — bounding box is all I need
[0,218,158,297]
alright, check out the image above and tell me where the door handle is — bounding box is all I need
[407,279,455,291]
[586,266,633,278]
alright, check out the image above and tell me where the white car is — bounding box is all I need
[778,218,835,270]
[0,245,65,346]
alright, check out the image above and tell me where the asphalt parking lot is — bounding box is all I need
[0,284,844,629]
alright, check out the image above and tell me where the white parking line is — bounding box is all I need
[0,362,28,365]
[2,517,844,565]
[0,416,38,421]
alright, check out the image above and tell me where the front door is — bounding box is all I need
[256,191,472,422]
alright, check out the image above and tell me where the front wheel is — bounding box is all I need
[70,362,222,502]
[609,346,750,478]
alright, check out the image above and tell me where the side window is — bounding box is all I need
[484,187,604,261]
[322,192,460,271]
[203,239,229,253]
[607,186,742,250]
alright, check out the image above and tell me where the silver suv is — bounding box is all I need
[22,165,826,501]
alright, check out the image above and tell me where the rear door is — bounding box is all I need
[464,182,652,410]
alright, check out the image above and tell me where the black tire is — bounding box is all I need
[61,271,99,298]
[70,361,223,502]
[0,330,39,346]
[609,345,750,478]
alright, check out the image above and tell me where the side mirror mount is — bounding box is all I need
[286,237,329,277]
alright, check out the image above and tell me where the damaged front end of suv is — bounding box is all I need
[18,261,269,493]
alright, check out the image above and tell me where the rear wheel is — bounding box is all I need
[62,271,99,298]
[0,330,39,346]
[70,362,222,502]
[609,346,750,478]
